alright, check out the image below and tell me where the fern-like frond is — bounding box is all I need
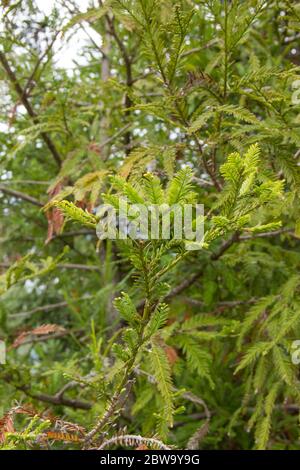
[235,341,271,374]
[142,173,165,204]
[145,303,169,338]
[255,382,280,450]
[149,342,174,428]
[114,292,140,326]
[52,200,97,228]
[167,167,194,204]
[110,175,145,204]
[176,334,213,388]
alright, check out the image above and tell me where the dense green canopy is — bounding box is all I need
[1,0,300,450]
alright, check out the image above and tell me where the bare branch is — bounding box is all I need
[0,184,44,207]
[181,39,219,58]
[0,180,50,186]
[239,228,295,240]
[0,262,100,271]
[183,297,258,308]
[10,295,93,319]
[19,387,92,410]
[23,31,60,96]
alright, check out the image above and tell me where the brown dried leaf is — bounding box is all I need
[0,413,14,443]
[42,431,82,443]
[165,346,179,366]
[12,324,66,349]
[45,181,65,244]
[45,207,64,244]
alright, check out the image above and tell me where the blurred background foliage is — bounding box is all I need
[1,0,300,450]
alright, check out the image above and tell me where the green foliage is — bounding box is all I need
[167,167,195,205]
[1,0,300,451]
[114,292,140,326]
[0,249,68,295]
[52,200,97,228]
[176,334,214,388]
[149,341,175,431]
[145,303,169,338]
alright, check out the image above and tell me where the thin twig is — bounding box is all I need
[0,184,43,207]
[183,297,258,308]
[9,296,93,319]
[84,379,134,446]
[0,180,50,186]
[181,39,219,57]
[19,387,91,410]
[0,51,62,167]
[239,228,294,240]
[0,262,100,271]
[23,32,60,96]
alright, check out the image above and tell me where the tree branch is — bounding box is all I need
[17,385,92,410]
[0,184,44,207]
[9,295,93,319]
[0,262,100,271]
[0,51,62,167]
[183,297,258,309]
[239,228,295,240]
[30,392,92,410]
[2,371,92,410]
[23,31,59,96]
[164,232,240,302]
[105,14,133,154]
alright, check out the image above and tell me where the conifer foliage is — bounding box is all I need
[1,0,300,450]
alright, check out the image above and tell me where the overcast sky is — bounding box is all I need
[35,0,102,69]
[0,0,102,135]
[35,0,90,17]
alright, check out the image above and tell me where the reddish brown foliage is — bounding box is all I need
[165,345,179,366]
[0,405,36,443]
[41,432,82,443]
[0,413,14,443]
[12,324,66,349]
[45,181,65,244]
